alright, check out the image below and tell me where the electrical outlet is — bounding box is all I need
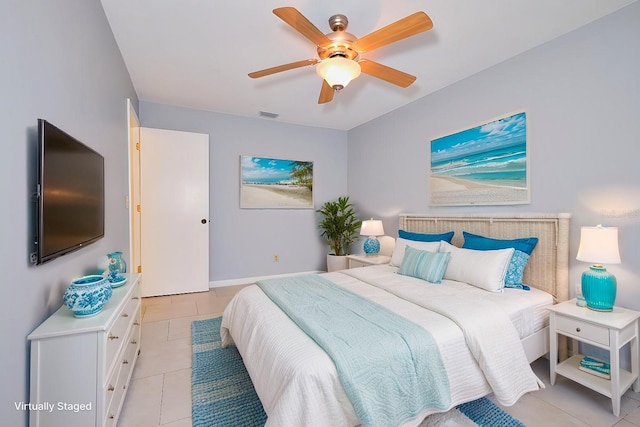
[273,254,279,262]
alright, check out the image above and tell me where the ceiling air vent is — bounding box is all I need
[259,111,279,119]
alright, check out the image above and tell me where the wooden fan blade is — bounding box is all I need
[273,7,332,47]
[318,80,335,104]
[248,59,318,79]
[352,12,433,53]
[359,60,416,88]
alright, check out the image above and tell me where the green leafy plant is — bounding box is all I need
[317,196,361,256]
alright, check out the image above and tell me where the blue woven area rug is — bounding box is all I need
[192,317,525,427]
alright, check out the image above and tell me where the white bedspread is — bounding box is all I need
[221,266,545,427]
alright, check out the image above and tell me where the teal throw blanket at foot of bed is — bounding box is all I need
[257,274,451,427]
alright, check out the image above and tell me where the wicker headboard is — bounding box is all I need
[398,213,571,302]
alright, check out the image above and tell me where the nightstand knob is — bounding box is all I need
[576,327,581,333]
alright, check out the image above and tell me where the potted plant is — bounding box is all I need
[317,196,361,271]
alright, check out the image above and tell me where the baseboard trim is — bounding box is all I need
[209,270,324,288]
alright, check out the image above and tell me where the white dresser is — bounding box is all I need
[28,274,142,427]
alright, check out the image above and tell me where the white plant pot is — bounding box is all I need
[327,254,349,272]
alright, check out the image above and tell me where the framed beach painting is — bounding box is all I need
[240,155,314,209]
[429,111,530,206]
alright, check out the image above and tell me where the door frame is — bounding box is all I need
[127,99,141,273]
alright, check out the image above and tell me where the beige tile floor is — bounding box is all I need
[118,285,250,427]
[118,286,640,427]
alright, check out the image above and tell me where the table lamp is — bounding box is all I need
[360,219,385,255]
[576,225,621,311]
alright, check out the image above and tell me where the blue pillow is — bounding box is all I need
[398,229,454,243]
[398,246,451,283]
[462,231,539,289]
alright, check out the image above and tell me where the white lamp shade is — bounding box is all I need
[360,219,384,237]
[576,225,621,264]
[316,57,361,89]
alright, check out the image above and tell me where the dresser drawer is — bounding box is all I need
[104,307,141,425]
[104,378,125,427]
[105,292,141,372]
[556,315,609,346]
[104,355,121,419]
[103,354,132,426]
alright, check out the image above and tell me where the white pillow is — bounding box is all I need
[439,241,514,292]
[390,238,441,267]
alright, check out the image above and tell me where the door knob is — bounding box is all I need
[201,219,207,224]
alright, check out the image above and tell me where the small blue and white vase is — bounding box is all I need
[108,251,127,274]
[63,275,112,317]
[107,251,127,287]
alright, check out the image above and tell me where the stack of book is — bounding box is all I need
[578,356,611,379]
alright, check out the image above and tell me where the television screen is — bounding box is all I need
[36,119,104,264]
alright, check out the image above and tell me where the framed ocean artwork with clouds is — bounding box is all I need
[429,112,530,206]
[240,155,314,208]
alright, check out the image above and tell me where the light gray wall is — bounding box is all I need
[348,3,640,310]
[1,2,137,425]
[139,103,349,282]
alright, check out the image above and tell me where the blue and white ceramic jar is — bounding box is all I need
[63,275,112,317]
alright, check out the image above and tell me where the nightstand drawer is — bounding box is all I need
[349,260,368,268]
[347,255,391,269]
[556,316,609,346]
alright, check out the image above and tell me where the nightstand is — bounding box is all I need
[548,299,640,416]
[346,254,391,269]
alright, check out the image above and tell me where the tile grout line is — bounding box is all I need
[158,371,166,426]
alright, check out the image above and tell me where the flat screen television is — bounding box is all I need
[35,119,105,264]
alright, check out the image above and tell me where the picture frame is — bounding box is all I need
[429,111,530,206]
[240,155,314,209]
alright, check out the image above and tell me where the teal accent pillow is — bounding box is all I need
[398,229,455,243]
[398,246,451,283]
[462,231,538,289]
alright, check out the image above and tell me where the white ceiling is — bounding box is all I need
[101,0,636,130]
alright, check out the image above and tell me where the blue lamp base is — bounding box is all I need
[363,237,380,255]
[582,265,616,311]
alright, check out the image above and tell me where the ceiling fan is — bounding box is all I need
[248,7,433,104]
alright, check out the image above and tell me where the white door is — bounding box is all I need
[139,127,210,297]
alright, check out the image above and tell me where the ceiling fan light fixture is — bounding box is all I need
[316,57,361,90]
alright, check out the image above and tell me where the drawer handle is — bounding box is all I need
[107,385,114,392]
[576,327,581,333]
[121,313,129,318]
[132,297,140,300]
[122,360,129,365]
[134,321,140,326]
[109,415,115,420]
[108,334,119,340]
[130,339,138,345]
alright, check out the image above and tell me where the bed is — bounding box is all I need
[221,213,571,427]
